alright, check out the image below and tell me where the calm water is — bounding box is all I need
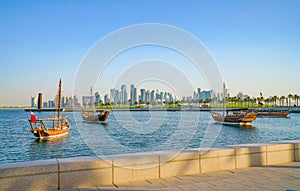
[0,109,299,164]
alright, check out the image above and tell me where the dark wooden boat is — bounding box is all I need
[81,110,110,122]
[211,110,257,125]
[28,79,70,139]
[210,83,257,125]
[81,87,110,122]
[256,109,290,118]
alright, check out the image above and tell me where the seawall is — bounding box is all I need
[0,140,299,191]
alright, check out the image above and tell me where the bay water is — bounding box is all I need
[0,109,299,164]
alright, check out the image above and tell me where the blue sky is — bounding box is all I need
[0,0,299,106]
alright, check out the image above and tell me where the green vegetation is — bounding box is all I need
[91,94,299,109]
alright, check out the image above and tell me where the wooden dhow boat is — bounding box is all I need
[81,110,110,122]
[81,87,110,122]
[210,83,257,125]
[28,79,70,139]
[256,109,290,118]
[210,109,257,125]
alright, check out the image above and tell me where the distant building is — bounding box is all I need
[48,100,55,107]
[114,89,120,104]
[95,92,100,106]
[82,95,93,107]
[237,92,244,100]
[150,90,155,103]
[110,88,115,103]
[104,94,110,104]
[193,91,197,100]
[43,102,48,108]
[201,90,212,101]
[155,90,162,103]
[140,89,145,103]
[120,85,127,104]
[62,96,66,107]
[65,96,72,107]
[73,95,79,106]
[37,93,42,109]
[130,84,137,105]
[197,88,201,100]
[31,96,36,108]
[145,90,150,103]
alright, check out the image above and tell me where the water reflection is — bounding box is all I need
[239,124,255,129]
[82,121,108,127]
[29,134,69,161]
[33,134,69,143]
[213,122,255,130]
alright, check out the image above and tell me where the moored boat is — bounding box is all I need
[210,83,257,125]
[211,110,257,125]
[81,87,110,122]
[256,109,290,118]
[28,79,70,139]
[81,110,110,122]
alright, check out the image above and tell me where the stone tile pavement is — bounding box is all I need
[59,162,300,191]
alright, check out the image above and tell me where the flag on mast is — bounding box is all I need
[30,112,37,123]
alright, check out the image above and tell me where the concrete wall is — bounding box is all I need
[0,140,299,191]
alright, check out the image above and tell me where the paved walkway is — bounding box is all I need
[61,162,300,191]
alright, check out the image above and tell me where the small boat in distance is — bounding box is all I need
[81,87,110,122]
[28,79,70,139]
[210,83,257,125]
[81,110,110,122]
[256,109,290,118]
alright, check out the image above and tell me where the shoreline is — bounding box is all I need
[13,106,300,113]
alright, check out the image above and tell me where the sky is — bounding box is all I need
[0,0,300,106]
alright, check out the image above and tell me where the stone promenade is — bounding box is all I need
[60,162,300,191]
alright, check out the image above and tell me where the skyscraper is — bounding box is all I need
[114,89,120,104]
[150,90,155,104]
[95,92,100,106]
[145,90,150,103]
[37,93,42,109]
[104,94,110,104]
[110,88,115,103]
[140,89,145,103]
[31,96,36,108]
[130,84,137,105]
[197,88,201,100]
[120,85,127,104]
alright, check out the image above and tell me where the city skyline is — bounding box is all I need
[28,83,213,107]
[1,1,300,106]
[28,82,299,108]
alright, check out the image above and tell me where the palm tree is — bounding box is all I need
[273,96,278,107]
[270,97,275,107]
[198,99,203,107]
[265,98,271,107]
[236,97,241,107]
[280,96,285,107]
[245,97,250,107]
[288,94,293,107]
[294,94,299,106]
[252,97,257,108]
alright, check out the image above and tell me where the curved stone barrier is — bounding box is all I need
[0,140,299,190]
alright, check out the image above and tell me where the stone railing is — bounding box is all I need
[0,140,299,191]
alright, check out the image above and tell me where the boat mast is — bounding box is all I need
[223,82,226,116]
[57,79,62,129]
